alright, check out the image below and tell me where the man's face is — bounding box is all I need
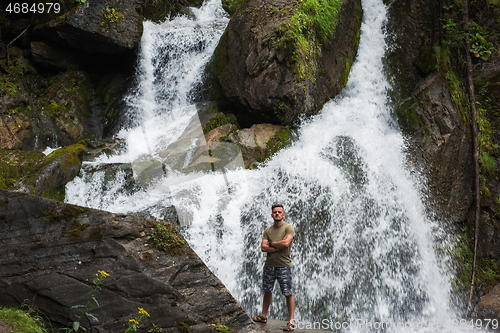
[271,207,285,222]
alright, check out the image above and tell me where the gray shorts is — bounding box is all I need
[262,266,293,296]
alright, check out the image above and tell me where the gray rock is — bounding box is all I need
[0,189,263,333]
[34,0,143,54]
[395,73,474,224]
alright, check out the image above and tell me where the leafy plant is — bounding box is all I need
[210,324,230,333]
[125,307,152,332]
[100,8,124,28]
[75,0,86,3]
[148,223,185,254]
[64,270,110,332]
[468,24,494,60]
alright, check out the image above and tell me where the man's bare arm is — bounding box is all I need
[270,235,293,250]
[261,239,278,252]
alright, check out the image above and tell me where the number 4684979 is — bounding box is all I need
[6,2,61,14]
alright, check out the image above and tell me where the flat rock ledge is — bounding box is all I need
[0,189,263,333]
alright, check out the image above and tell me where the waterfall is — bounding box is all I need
[64,0,491,331]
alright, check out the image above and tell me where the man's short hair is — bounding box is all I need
[272,204,284,211]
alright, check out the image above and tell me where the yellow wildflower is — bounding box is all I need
[98,270,110,277]
[129,319,140,327]
[138,307,150,317]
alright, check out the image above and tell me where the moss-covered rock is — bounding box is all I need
[0,150,45,189]
[211,0,362,127]
[18,143,87,200]
[236,123,292,168]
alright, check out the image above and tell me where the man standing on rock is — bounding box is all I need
[252,204,296,331]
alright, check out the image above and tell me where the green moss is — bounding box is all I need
[395,98,424,134]
[43,204,87,224]
[66,221,88,242]
[273,0,343,81]
[212,30,229,78]
[41,184,66,202]
[229,0,248,13]
[261,127,293,163]
[44,144,86,165]
[0,307,48,333]
[203,114,239,134]
[177,322,190,333]
[0,150,45,190]
[148,223,186,255]
[45,100,67,116]
[21,144,86,195]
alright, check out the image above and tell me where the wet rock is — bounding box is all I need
[236,123,291,168]
[212,0,362,127]
[33,0,143,54]
[384,0,474,225]
[0,189,263,333]
[394,73,474,224]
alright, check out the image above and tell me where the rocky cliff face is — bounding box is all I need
[0,189,262,333]
[212,0,362,127]
[384,0,500,313]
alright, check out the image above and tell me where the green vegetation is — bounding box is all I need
[203,113,240,134]
[439,0,500,298]
[0,271,161,333]
[0,306,47,333]
[452,230,500,293]
[0,150,45,190]
[44,144,86,165]
[100,8,124,30]
[225,0,248,14]
[210,324,230,333]
[177,321,190,333]
[273,0,342,81]
[65,270,109,332]
[75,0,86,4]
[148,223,186,254]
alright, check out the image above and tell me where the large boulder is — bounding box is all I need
[17,143,87,200]
[33,0,143,54]
[0,189,262,333]
[212,0,362,127]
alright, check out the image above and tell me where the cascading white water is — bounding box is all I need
[65,0,494,331]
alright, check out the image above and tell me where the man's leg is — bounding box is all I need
[253,267,276,322]
[285,294,295,323]
[261,292,273,317]
[276,267,295,330]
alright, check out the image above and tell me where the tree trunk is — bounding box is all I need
[462,0,481,305]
